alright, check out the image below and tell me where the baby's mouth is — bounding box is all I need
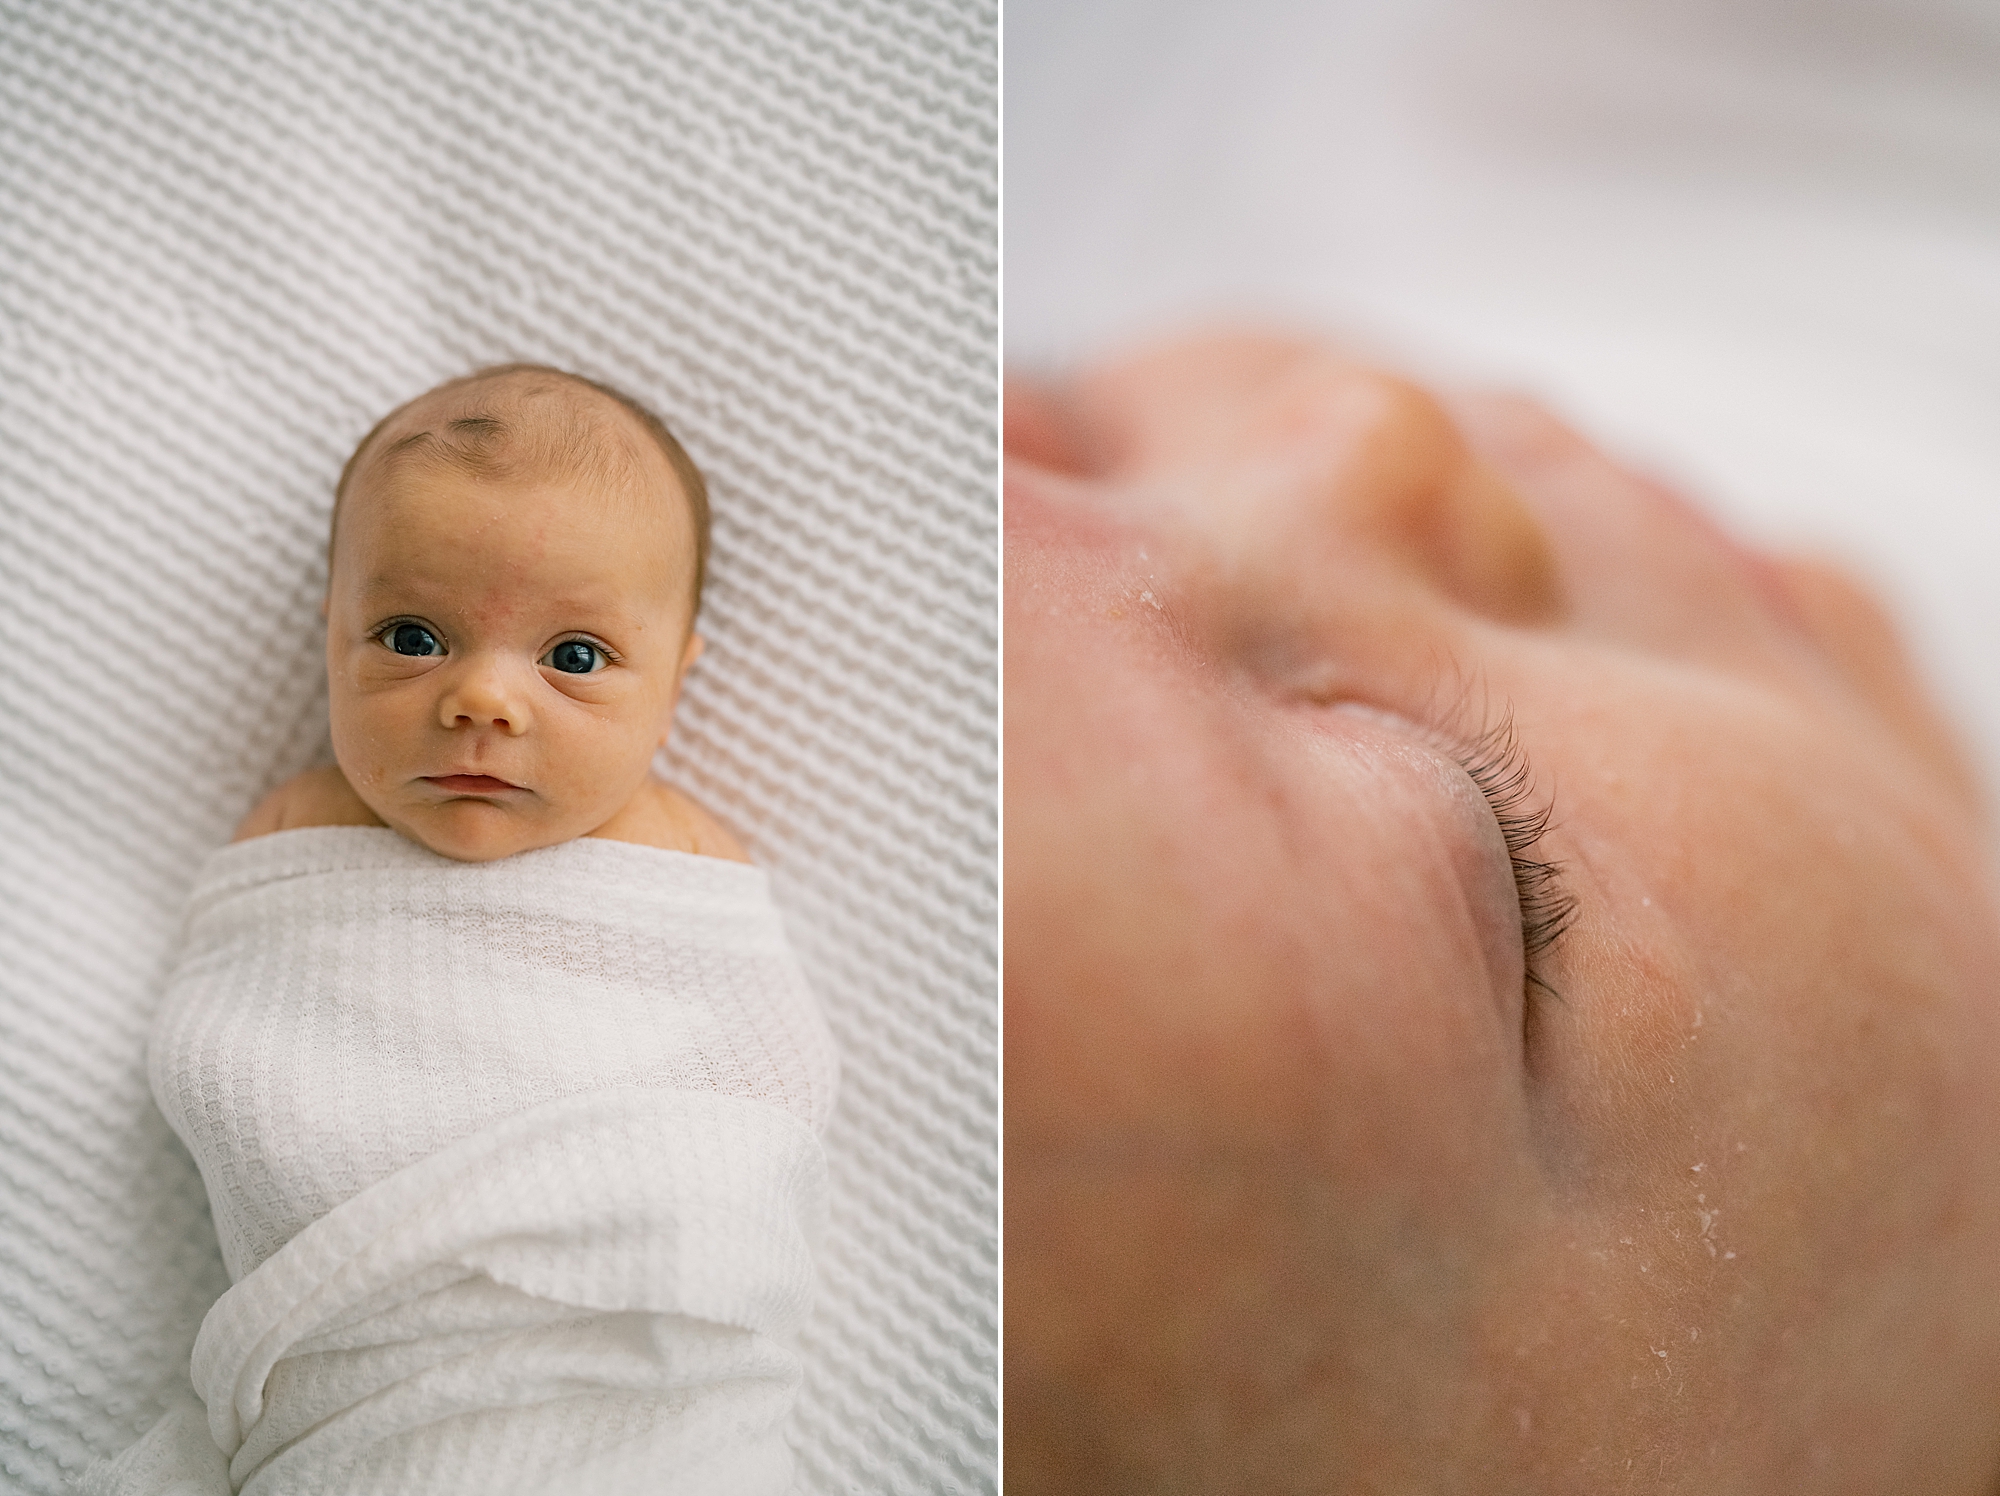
[424,774,524,796]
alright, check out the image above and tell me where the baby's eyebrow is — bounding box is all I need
[350,571,480,598]
[354,571,457,606]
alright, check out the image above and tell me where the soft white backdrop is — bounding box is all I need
[0,3,995,1491]
[1007,0,2000,791]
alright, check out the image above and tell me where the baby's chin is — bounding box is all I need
[381,799,586,863]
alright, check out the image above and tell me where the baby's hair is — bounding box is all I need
[331,364,711,616]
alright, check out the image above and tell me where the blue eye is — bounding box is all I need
[384,622,443,657]
[544,639,604,674]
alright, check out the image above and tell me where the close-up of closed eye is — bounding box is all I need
[1007,326,2000,1496]
[1006,1,2000,1492]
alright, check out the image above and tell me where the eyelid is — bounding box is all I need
[367,616,447,648]
[545,632,623,664]
[1444,712,1577,994]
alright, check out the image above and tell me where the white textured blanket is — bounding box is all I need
[88,828,836,1494]
[0,3,994,1489]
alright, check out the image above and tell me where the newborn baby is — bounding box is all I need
[1007,335,2000,1493]
[92,368,837,1495]
[242,362,740,862]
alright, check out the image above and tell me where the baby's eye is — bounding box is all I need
[382,622,443,657]
[543,639,606,675]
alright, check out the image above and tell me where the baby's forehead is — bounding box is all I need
[348,451,685,608]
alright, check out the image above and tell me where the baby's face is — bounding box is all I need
[1007,337,2000,1490]
[325,438,698,863]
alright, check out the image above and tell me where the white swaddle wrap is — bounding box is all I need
[89,826,837,1495]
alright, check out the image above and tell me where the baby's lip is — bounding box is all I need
[423,773,524,795]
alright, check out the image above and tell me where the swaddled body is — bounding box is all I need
[120,827,836,1495]
[155,828,834,1281]
[88,368,840,1492]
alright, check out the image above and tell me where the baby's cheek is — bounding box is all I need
[1519,874,1710,1183]
[353,734,411,800]
[1011,1146,1546,1492]
[579,700,664,787]
[1490,698,2000,1479]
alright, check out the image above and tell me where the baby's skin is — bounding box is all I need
[1006,335,2000,1492]
[239,367,746,863]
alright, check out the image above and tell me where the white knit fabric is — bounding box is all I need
[92,1090,819,1496]
[85,827,830,1493]
[0,3,996,1493]
[153,829,835,1284]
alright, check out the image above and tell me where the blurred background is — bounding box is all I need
[1007,0,2000,791]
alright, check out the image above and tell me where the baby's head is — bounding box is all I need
[1008,335,2000,1490]
[325,365,709,862]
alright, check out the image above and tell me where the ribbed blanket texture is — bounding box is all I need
[0,1,997,1491]
[84,829,833,1493]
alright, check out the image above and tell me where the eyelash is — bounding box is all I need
[1452,713,1578,996]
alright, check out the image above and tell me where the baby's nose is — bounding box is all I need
[439,655,531,735]
[1076,336,1565,633]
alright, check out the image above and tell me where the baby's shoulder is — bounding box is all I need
[232,765,385,842]
[591,777,753,865]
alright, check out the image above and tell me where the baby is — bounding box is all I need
[92,369,837,1496]
[240,364,743,863]
[1007,334,2000,1493]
